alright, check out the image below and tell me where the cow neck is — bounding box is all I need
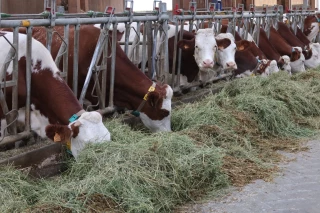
[30,68,83,125]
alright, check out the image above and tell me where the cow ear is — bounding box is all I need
[148,91,160,108]
[70,123,80,138]
[216,38,231,50]
[177,38,195,51]
[45,124,72,143]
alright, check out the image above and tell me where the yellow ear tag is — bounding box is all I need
[54,133,61,142]
[250,73,255,77]
[66,139,71,150]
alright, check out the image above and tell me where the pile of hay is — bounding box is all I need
[2,70,320,212]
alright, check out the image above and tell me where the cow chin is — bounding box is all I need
[139,112,172,132]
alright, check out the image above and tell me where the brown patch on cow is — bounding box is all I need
[302,46,313,60]
[145,86,170,120]
[290,48,301,61]
[70,123,80,138]
[45,124,72,143]
[216,38,231,50]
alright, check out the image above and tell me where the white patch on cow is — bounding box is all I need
[265,60,279,75]
[307,22,319,42]
[304,45,320,68]
[0,32,60,77]
[194,29,217,72]
[1,105,50,138]
[281,55,292,74]
[69,111,111,158]
[214,33,237,70]
[290,47,306,73]
[140,85,173,132]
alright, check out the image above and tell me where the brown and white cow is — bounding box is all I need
[277,22,320,69]
[18,25,173,132]
[258,28,291,74]
[269,27,306,73]
[303,15,319,42]
[0,31,110,158]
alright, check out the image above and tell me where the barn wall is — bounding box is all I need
[1,0,44,14]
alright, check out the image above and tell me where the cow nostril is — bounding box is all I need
[203,60,213,65]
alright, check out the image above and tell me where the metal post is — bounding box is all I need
[133,21,141,66]
[46,27,53,52]
[62,25,69,82]
[147,21,153,79]
[25,26,32,132]
[11,27,19,135]
[171,22,179,89]
[124,22,131,56]
[141,22,147,74]
[109,23,117,108]
[73,24,80,96]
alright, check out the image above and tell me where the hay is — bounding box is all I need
[2,69,320,212]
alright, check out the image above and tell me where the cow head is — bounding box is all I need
[303,16,319,42]
[304,44,320,69]
[137,84,173,132]
[215,33,237,70]
[193,28,217,72]
[46,111,111,158]
[279,55,292,75]
[290,47,306,73]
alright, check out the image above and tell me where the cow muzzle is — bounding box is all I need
[201,59,214,68]
[225,61,237,70]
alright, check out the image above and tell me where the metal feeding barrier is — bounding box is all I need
[0,0,319,148]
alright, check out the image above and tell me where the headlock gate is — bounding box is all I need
[0,0,319,147]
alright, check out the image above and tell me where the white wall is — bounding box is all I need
[131,0,172,11]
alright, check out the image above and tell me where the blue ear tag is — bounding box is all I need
[131,111,140,117]
[69,114,79,123]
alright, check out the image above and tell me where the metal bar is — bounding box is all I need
[73,24,80,96]
[25,26,32,132]
[10,27,19,135]
[109,23,117,108]
[78,29,106,105]
[171,23,179,89]
[162,19,169,84]
[46,27,53,52]
[100,28,109,109]
[124,22,130,56]
[0,131,33,147]
[62,25,69,82]
[0,14,170,28]
[141,22,147,74]
[134,21,141,66]
[147,21,153,79]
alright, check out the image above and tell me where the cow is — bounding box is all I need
[0,31,111,158]
[257,28,292,74]
[233,40,277,78]
[303,15,319,42]
[6,25,173,132]
[174,29,238,86]
[276,22,320,69]
[269,26,306,73]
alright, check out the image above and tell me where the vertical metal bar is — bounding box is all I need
[134,21,141,66]
[109,23,117,108]
[63,24,69,82]
[124,22,130,56]
[162,19,169,84]
[101,29,108,109]
[11,27,19,135]
[73,24,80,96]
[25,27,32,132]
[46,27,53,53]
[141,22,147,74]
[177,21,184,87]
[147,21,153,79]
[171,23,179,88]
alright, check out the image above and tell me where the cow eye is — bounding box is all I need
[195,45,198,48]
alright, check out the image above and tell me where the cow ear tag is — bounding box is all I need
[54,132,62,142]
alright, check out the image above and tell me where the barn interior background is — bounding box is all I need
[0,0,318,14]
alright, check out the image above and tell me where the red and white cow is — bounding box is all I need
[15,25,173,132]
[0,31,110,158]
[303,15,319,42]
[269,26,306,73]
[277,22,320,69]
